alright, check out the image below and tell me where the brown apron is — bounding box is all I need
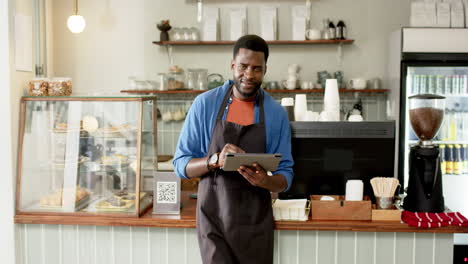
[197,86,274,264]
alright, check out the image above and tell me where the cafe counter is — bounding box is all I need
[15,192,467,264]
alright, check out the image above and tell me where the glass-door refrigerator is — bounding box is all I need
[398,28,468,217]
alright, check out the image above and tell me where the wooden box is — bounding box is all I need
[371,205,402,221]
[310,195,372,221]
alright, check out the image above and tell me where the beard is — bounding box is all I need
[233,77,262,98]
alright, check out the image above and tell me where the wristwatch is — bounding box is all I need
[207,152,220,171]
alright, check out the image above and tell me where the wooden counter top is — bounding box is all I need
[15,192,468,233]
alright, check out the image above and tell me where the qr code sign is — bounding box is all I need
[156,181,177,204]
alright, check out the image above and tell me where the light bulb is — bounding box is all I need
[67,15,86,33]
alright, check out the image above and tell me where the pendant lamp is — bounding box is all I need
[67,0,86,33]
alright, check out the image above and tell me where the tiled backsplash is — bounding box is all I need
[154,92,389,156]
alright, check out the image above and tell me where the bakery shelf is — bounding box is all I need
[121,88,389,94]
[152,39,354,46]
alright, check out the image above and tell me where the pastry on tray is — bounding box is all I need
[94,192,147,211]
[101,154,128,165]
[39,186,90,207]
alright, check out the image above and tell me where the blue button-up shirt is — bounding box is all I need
[173,80,294,191]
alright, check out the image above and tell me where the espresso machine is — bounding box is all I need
[403,94,445,213]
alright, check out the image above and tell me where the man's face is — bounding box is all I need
[231,48,267,100]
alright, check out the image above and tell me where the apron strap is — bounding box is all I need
[258,91,265,123]
[216,86,233,121]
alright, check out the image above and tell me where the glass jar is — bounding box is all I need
[48,77,72,96]
[197,69,208,90]
[167,65,185,90]
[186,69,198,89]
[28,78,49,96]
[157,73,167,91]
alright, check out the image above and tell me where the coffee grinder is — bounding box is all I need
[403,94,445,213]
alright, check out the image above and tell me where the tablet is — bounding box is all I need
[222,153,282,172]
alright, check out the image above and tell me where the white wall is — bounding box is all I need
[0,0,14,263]
[2,0,36,262]
[50,0,410,94]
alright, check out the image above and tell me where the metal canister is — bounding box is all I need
[412,75,420,94]
[436,75,445,95]
[439,144,446,175]
[446,144,454,174]
[445,75,453,95]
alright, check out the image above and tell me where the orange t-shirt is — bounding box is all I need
[226,97,255,126]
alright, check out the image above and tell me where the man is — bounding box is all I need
[173,34,294,264]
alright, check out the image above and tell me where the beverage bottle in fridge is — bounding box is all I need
[420,75,427,94]
[448,110,457,141]
[427,75,436,94]
[445,75,453,95]
[460,144,466,174]
[464,111,468,141]
[440,144,446,175]
[452,75,460,94]
[436,75,444,95]
[446,144,454,174]
[464,144,468,174]
[456,111,464,141]
[412,75,420,94]
[438,109,449,141]
[462,75,468,94]
[454,144,462,175]
[445,144,453,174]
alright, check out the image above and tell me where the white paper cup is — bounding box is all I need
[345,179,364,201]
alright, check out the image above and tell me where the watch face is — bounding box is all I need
[209,153,218,165]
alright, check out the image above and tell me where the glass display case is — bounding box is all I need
[16,96,157,217]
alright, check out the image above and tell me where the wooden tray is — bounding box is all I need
[310,195,371,221]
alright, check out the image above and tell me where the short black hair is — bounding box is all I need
[233,35,269,62]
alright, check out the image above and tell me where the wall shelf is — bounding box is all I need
[121,88,388,94]
[152,39,354,46]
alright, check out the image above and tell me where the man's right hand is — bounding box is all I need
[218,143,245,168]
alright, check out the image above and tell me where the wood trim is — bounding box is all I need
[121,88,389,95]
[21,97,157,102]
[15,100,26,213]
[121,90,205,94]
[152,39,355,46]
[135,101,143,216]
[152,100,158,169]
[14,191,468,233]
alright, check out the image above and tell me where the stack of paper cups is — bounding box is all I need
[294,94,307,121]
[281,97,295,121]
[323,79,340,121]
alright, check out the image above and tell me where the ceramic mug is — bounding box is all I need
[282,79,297,90]
[267,81,279,90]
[348,78,367,89]
[306,28,321,40]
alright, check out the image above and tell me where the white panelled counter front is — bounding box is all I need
[15,192,468,264]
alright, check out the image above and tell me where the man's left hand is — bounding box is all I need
[237,163,269,188]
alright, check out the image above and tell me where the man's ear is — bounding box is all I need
[264,64,267,75]
[231,60,235,71]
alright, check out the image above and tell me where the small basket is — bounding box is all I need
[272,199,310,221]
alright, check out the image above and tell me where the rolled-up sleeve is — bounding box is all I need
[173,98,205,179]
